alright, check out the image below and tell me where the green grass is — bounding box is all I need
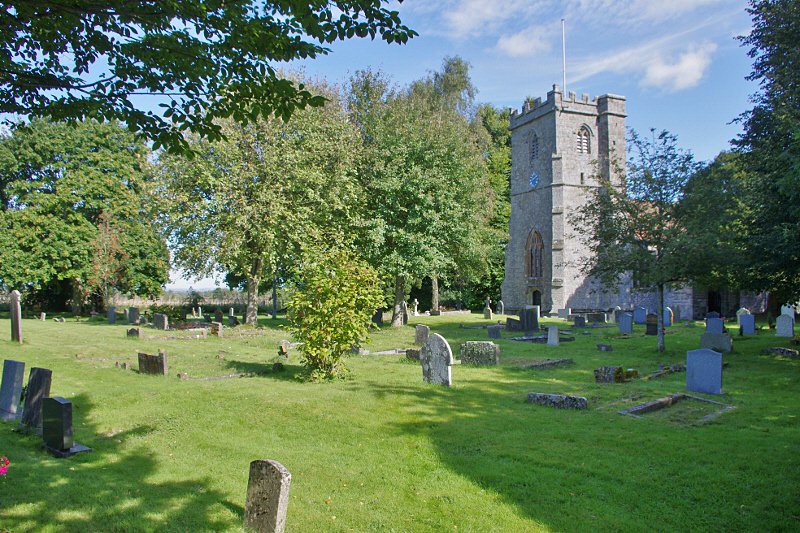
[1,313,799,532]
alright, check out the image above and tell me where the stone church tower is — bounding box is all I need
[501,85,626,314]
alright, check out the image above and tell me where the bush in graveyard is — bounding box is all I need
[287,250,383,381]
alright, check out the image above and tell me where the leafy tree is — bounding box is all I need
[86,210,128,309]
[1,1,416,153]
[0,118,169,310]
[733,0,800,302]
[576,129,700,352]
[158,82,362,324]
[287,249,383,380]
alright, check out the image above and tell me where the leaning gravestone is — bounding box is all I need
[663,307,673,327]
[10,289,22,343]
[706,317,724,334]
[153,313,169,331]
[138,351,168,375]
[415,324,430,345]
[20,367,52,431]
[619,313,633,335]
[776,314,794,338]
[487,325,502,339]
[460,341,499,365]
[244,459,292,533]
[686,348,723,395]
[42,396,91,457]
[127,307,140,325]
[700,332,733,353]
[497,300,505,315]
[740,314,756,335]
[633,307,647,325]
[736,307,750,325]
[107,306,116,324]
[0,360,25,421]
[420,333,453,387]
[547,326,559,346]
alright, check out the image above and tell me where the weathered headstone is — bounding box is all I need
[505,317,522,331]
[619,313,633,334]
[214,309,224,323]
[401,301,409,325]
[412,299,419,317]
[229,307,235,317]
[497,300,505,315]
[520,308,539,333]
[700,332,732,353]
[587,312,606,324]
[42,397,91,457]
[645,314,659,336]
[107,306,116,324]
[10,289,22,343]
[211,321,223,337]
[663,307,673,327]
[0,360,25,420]
[487,325,502,339]
[153,313,169,331]
[735,307,750,325]
[686,348,723,395]
[547,326,559,346]
[706,317,724,334]
[459,341,499,365]
[776,314,794,338]
[780,304,795,318]
[706,311,721,319]
[633,307,647,325]
[126,327,140,338]
[20,367,52,431]
[740,314,756,335]
[420,333,453,386]
[573,316,586,328]
[612,306,622,323]
[415,324,430,345]
[526,393,588,410]
[594,366,622,383]
[228,315,239,327]
[138,351,168,375]
[123,308,130,322]
[40,312,47,321]
[372,308,384,326]
[557,308,571,320]
[483,296,493,320]
[244,459,292,533]
[127,307,140,325]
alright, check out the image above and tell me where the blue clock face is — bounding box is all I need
[528,171,540,189]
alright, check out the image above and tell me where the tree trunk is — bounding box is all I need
[71,278,82,316]
[391,275,405,327]
[271,276,278,320]
[431,276,439,312]
[246,274,260,325]
[657,282,665,352]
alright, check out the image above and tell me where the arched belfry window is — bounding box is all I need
[525,230,544,278]
[529,133,539,163]
[577,126,591,154]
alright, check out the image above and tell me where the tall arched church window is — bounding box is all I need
[525,230,544,278]
[576,126,591,154]
[529,133,539,163]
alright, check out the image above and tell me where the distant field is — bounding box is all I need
[0,313,798,532]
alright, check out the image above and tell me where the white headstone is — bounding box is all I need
[686,348,723,395]
[776,314,794,338]
[547,326,559,346]
[420,333,453,386]
[735,307,751,325]
[780,304,795,319]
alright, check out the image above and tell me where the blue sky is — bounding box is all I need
[167,0,757,290]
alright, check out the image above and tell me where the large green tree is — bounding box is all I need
[0,118,169,310]
[0,1,415,152]
[158,83,362,324]
[576,129,700,352]
[733,0,800,302]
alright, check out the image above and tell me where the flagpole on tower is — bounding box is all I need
[561,18,567,95]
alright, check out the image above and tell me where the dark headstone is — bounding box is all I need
[371,309,384,326]
[128,307,140,324]
[415,324,430,345]
[686,348,723,395]
[10,289,22,343]
[244,459,292,533]
[619,313,633,334]
[42,397,91,458]
[228,315,240,327]
[214,310,224,323]
[0,360,25,420]
[520,308,539,333]
[596,344,613,352]
[506,317,522,331]
[526,393,588,410]
[587,312,605,324]
[138,351,168,375]
[153,313,169,331]
[20,367,52,431]
[487,325,502,339]
[405,349,421,361]
[706,311,721,319]
[127,328,140,338]
[633,307,647,325]
[107,306,116,324]
[573,316,586,328]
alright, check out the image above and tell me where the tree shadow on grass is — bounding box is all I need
[223,359,303,382]
[0,393,242,532]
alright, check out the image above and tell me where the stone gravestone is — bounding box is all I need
[412,299,419,317]
[633,307,647,325]
[211,321,224,337]
[505,317,522,331]
[415,324,430,345]
[526,393,588,410]
[244,459,292,533]
[483,297,493,320]
[10,289,22,343]
[497,300,505,315]
[127,327,140,338]
[459,341,499,365]
[487,324,502,339]
[587,312,605,324]
[107,306,116,324]
[20,367,52,432]
[138,351,168,375]
[736,307,750,325]
[706,311,720,319]
[0,360,25,421]
[663,307,673,327]
[42,397,91,457]
[229,307,235,317]
[612,306,622,323]
[401,301,409,325]
[371,308,383,326]
[228,314,239,327]
[740,314,756,335]
[686,348,723,395]
[557,308,570,320]
[619,313,633,335]
[547,326,559,346]
[420,333,453,387]
[520,308,539,333]
[776,314,794,338]
[123,308,129,322]
[128,307,140,325]
[780,304,795,318]
[645,314,659,336]
[706,317,724,334]
[40,312,46,321]
[573,316,586,328]
[700,332,733,353]
[153,313,169,331]
[214,309,224,323]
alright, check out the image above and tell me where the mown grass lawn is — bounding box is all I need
[0,312,798,532]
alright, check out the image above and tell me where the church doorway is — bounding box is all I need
[530,290,542,306]
[707,290,721,314]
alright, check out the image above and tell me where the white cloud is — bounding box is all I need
[641,43,717,91]
[496,26,552,57]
